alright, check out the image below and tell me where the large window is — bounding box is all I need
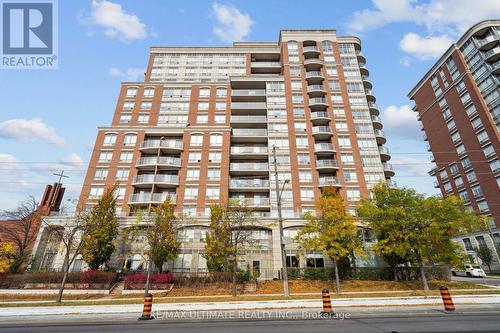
[103,133,117,146]
[210,134,223,146]
[190,134,203,146]
[123,134,137,146]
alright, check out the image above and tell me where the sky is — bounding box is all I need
[1,0,499,211]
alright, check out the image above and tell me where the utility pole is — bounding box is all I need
[272,145,289,298]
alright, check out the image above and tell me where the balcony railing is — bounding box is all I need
[129,192,176,204]
[310,111,330,120]
[133,174,179,185]
[136,156,181,167]
[232,129,268,136]
[141,140,183,150]
[312,126,333,134]
[368,102,378,109]
[307,85,326,92]
[309,97,328,105]
[383,163,394,171]
[230,115,267,123]
[250,62,281,67]
[316,159,338,168]
[231,102,267,109]
[231,89,266,96]
[378,146,390,155]
[371,115,381,123]
[229,179,270,188]
[318,176,340,186]
[230,198,270,206]
[374,129,386,137]
[303,46,320,53]
[305,71,323,78]
[314,143,336,152]
[230,162,269,171]
[231,146,268,154]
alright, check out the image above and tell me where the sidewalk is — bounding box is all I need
[1,294,500,317]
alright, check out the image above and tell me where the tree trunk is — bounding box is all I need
[231,259,237,297]
[393,267,398,281]
[333,258,341,295]
[418,259,429,291]
[487,263,491,272]
[56,254,70,303]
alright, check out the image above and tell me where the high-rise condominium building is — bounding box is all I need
[408,20,500,264]
[33,30,393,277]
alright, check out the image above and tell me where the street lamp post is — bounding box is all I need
[272,145,290,298]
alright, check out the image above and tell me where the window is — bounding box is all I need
[184,186,198,200]
[460,92,471,105]
[335,121,348,131]
[334,108,345,117]
[456,144,466,155]
[341,153,354,165]
[126,88,137,97]
[439,169,448,180]
[450,163,459,174]
[466,171,477,183]
[456,80,466,92]
[466,104,477,118]
[447,120,456,131]
[431,75,442,96]
[322,41,333,53]
[196,114,208,123]
[123,101,134,110]
[297,153,310,165]
[198,102,209,110]
[477,130,489,143]
[116,168,129,181]
[338,136,352,148]
[138,114,149,124]
[216,87,227,97]
[463,238,473,251]
[483,145,495,158]
[214,114,226,123]
[451,131,461,143]
[331,94,343,103]
[344,170,358,182]
[123,134,137,146]
[300,189,315,201]
[206,186,220,200]
[207,168,220,180]
[477,201,489,213]
[296,136,309,148]
[299,170,312,182]
[329,80,340,90]
[458,190,469,201]
[471,117,483,130]
[89,186,104,199]
[186,168,200,180]
[292,94,303,104]
[454,176,464,188]
[190,134,203,146]
[209,151,222,163]
[326,67,338,76]
[99,151,113,163]
[443,182,452,192]
[115,186,126,200]
[94,168,108,180]
[103,134,117,146]
[291,81,302,90]
[120,113,132,123]
[442,108,452,120]
[490,159,500,173]
[119,151,133,163]
[471,185,483,198]
[346,188,361,201]
[293,108,305,117]
[461,157,472,169]
[140,102,152,110]
[210,134,223,146]
[188,151,202,162]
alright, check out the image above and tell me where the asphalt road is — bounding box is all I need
[1,307,500,333]
[452,275,500,286]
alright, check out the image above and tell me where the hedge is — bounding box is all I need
[0,271,117,289]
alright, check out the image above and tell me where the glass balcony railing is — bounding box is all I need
[314,143,335,152]
[230,197,270,206]
[309,97,328,105]
[141,140,183,150]
[378,146,390,155]
[129,192,176,204]
[383,163,394,171]
[318,176,340,186]
[231,102,267,109]
[136,156,181,167]
[374,129,386,137]
[250,62,281,67]
[316,159,338,168]
[371,115,381,122]
[303,46,320,53]
[310,111,330,119]
[305,71,323,78]
[133,174,179,185]
[230,162,269,171]
[229,179,270,188]
[230,115,267,123]
[231,89,266,96]
[230,146,268,154]
[312,126,333,134]
[232,129,268,136]
[307,85,326,92]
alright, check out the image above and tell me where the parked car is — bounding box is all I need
[451,264,486,277]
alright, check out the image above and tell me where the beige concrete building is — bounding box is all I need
[32,29,393,277]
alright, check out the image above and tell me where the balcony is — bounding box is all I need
[136,156,182,170]
[140,139,183,154]
[129,192,176,205]
[230,146,268,159]
[314,143,336,155]
[378,146,391,161]
[310,111,330,125]
[312,126,333,139]
[231,102,267,114]
[305,71,324,83]
[229,197,270,208]
[383,163,395,177]
[365,89,376,102]
[232,128,268,142]
[368,101,379,115]
[371,115,382,129]
[374,129,386,144]
[309,97,328,111]
[316,159,339,171]
[483,45,500,63]
[318,176,341,187]
[229,178,270,192]
[231,89,266,97]
[132,174,179,188]
[307,85,327,97]
[477,34,499,51]
[362,75,373,89]
[230,115,267,128]
[386,179,398,188]
[250,62,281,74]
[230,162,269,175]
[303,46,320,55]
[303,58,323,70]
[356,50,366,64]
[359,65,369,76]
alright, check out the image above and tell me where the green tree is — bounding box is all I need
[358,183,482,291]
[476,245,493,272]
[296,187,363,294]
[204,204,232,272]
[81,186,118,270]
[145,198,180,274]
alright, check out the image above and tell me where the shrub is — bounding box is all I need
[80,270,117,287]
[124,273,174,289]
